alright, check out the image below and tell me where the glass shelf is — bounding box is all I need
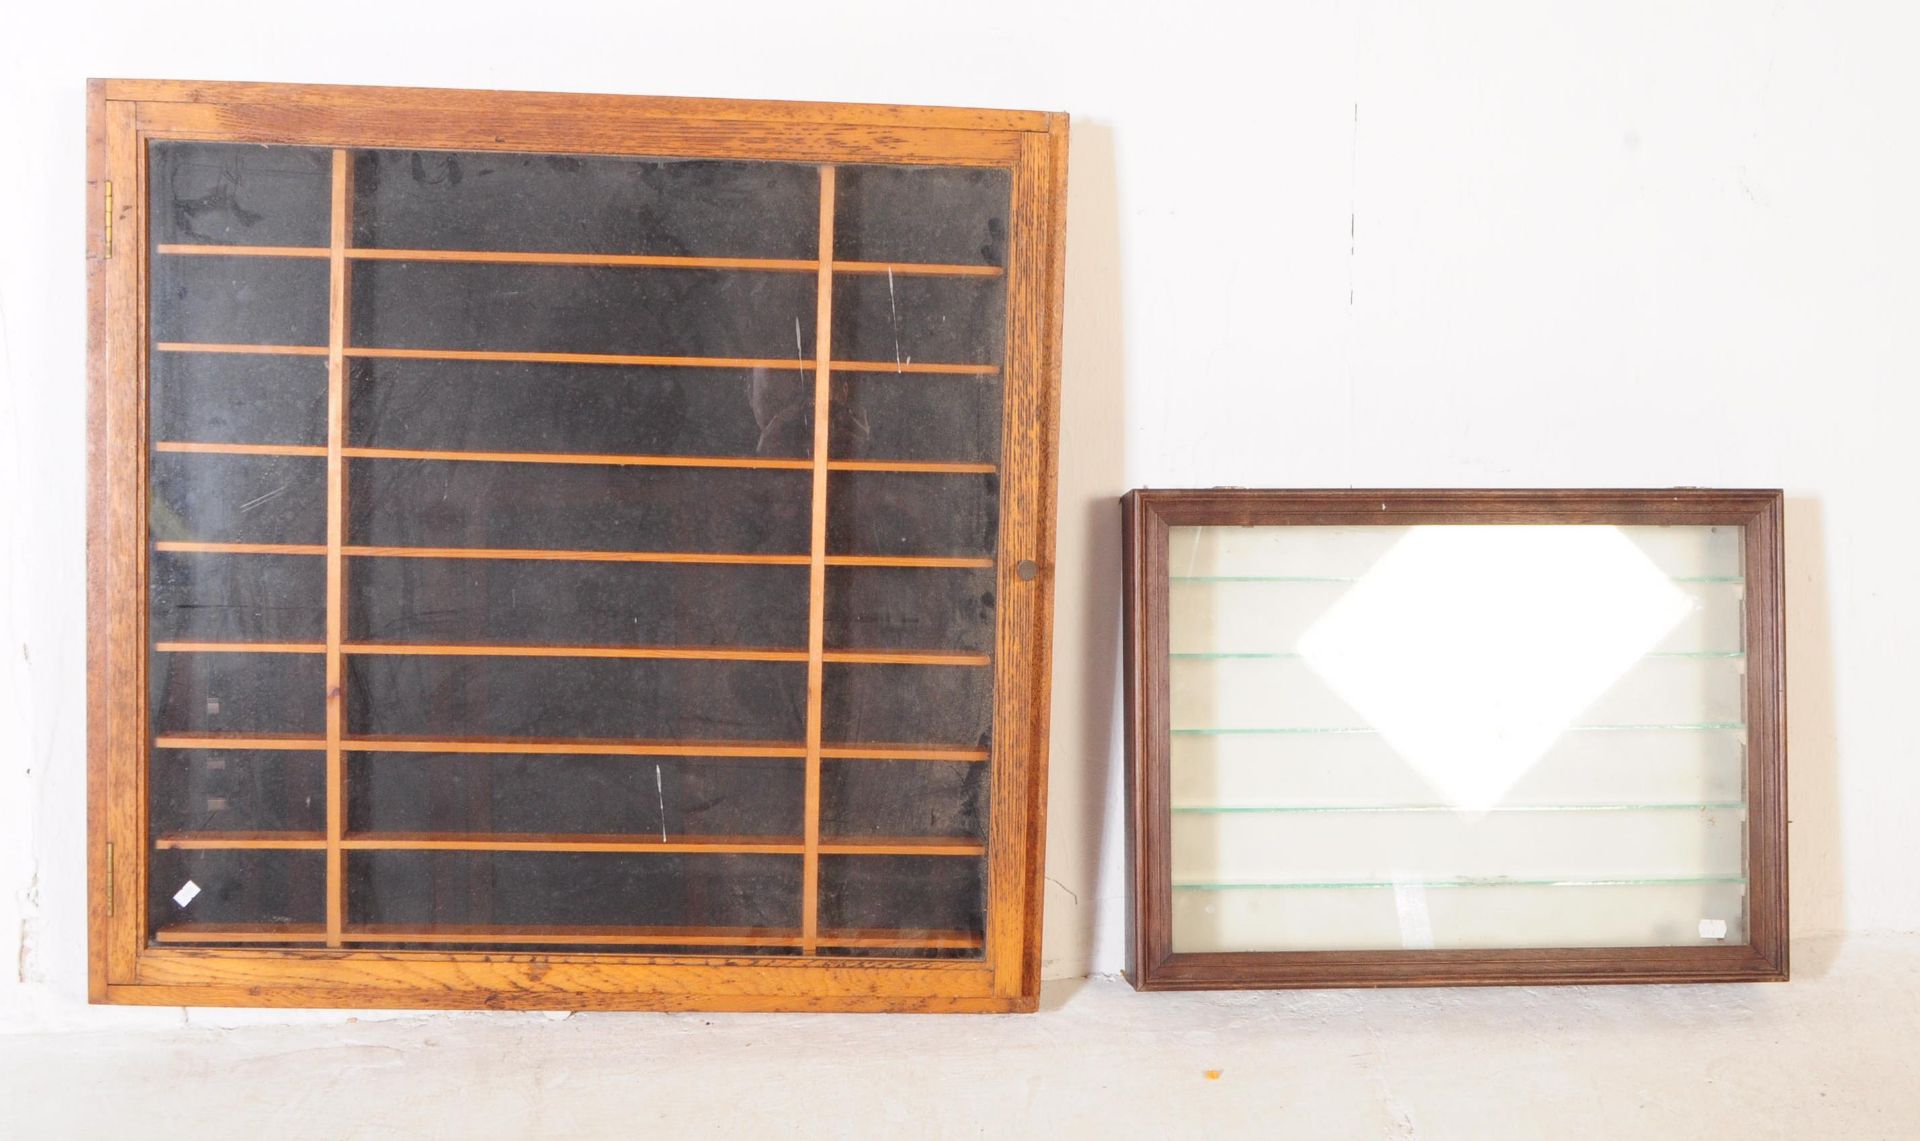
[1169,650,1747,660]
[1173,875,1750,891]
[1171,802,1747,815]
[1170,723,1747,735]
[1171,575,1745,584]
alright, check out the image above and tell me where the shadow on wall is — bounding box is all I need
[1040,120,1129,980]
[1786,497,1843,977]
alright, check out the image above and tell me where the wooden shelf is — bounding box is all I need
[817,836,987,857]
[340,925,807,947]
[152,640,990,667]
[154,641,326,655]
[155,342,1001,377]
[152,733,990,763]
[155,439,996,475]
[151,922,986,950]
[155,831,327,849]
[815,929,984,950]
[817,744,989,762]
[155,242,1007,279]
[342,832,806,855]
[152,923,331,943]
[153,540,995,570]
[153,830,986,857]
[151,734,330,752]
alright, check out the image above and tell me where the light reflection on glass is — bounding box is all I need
[1298,526,1693,810]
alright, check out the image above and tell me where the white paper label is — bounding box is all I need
[1699,918,1728,940]
[172,880,201,908]
[1393,879,1436,950]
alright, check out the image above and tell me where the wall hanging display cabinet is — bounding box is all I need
[1123,489,1786,990]
[87,80,1067,1012]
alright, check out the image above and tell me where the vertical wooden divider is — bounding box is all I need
[324,149,352,945]
[801,165,837,953]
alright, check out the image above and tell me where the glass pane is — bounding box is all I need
[151,551,325,642]
[151,141,333,248]
[830,275,1003,366]
[151,749,327,835]
[151,451,325,546]
[345,656,805,742]
[829,373,1000,463]
[351,262,816,359]
[824,565,996,654]
[818,856,985,953]
[152,254,328,346]
[820,760,985,839]
[144,141,1009,962]
[353,151,819,258]
[150,651,324,736]
[151,850,325,932]
[349,359,812,459]
[822,662,992,750]
[827,471,999,558]
[346,851,803,940]
[347,459,810,554]
[1166,523,1749,953]
[834,165,1010,267]
[153,351,327,447]
[349,559,807,648]
[347,753,802,836]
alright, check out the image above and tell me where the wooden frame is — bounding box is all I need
[88,80,1068,1012]
[1123,489,1787,990]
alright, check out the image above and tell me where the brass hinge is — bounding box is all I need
[103,182,113,259]
[105,841,114,916]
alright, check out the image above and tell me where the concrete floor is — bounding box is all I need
[4,935,1916,1139]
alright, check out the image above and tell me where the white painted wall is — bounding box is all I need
[1,0,1912,1028]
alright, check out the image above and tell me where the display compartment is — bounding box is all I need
[1123,489,1787,990]
[91,80,1065,1012]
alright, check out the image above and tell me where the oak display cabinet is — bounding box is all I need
[87,81,1067,1012]
[1124,489,1787,990]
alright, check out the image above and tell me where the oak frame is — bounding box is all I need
[87,79,1068,1012]
[1123,488,1788,990]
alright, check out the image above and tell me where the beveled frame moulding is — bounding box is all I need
[87,80,1068,1012]
[1123,489,1787,990]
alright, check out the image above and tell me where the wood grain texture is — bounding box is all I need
[155,832,327,850]
[154,542,997,569]
[153,733,992,762]
[153,924,984,949]
[157,242,1006,278]
[1121,488,1790,991]
[101,77,1048,131]
[88,91,144,997]
[153,342,1000,375]
[984,120,1070,1001]
[149,831,986,855]
[134,102,1022,169]
[151,640,329,653]
[323,148,351,947]
[801,165,836,954]
[89,79,1067,1013]
[152,441,995,475]
[152,640,989,666]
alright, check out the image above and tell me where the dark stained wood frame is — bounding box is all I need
[87,79,1068,1012]
[1123,489,1788,990]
